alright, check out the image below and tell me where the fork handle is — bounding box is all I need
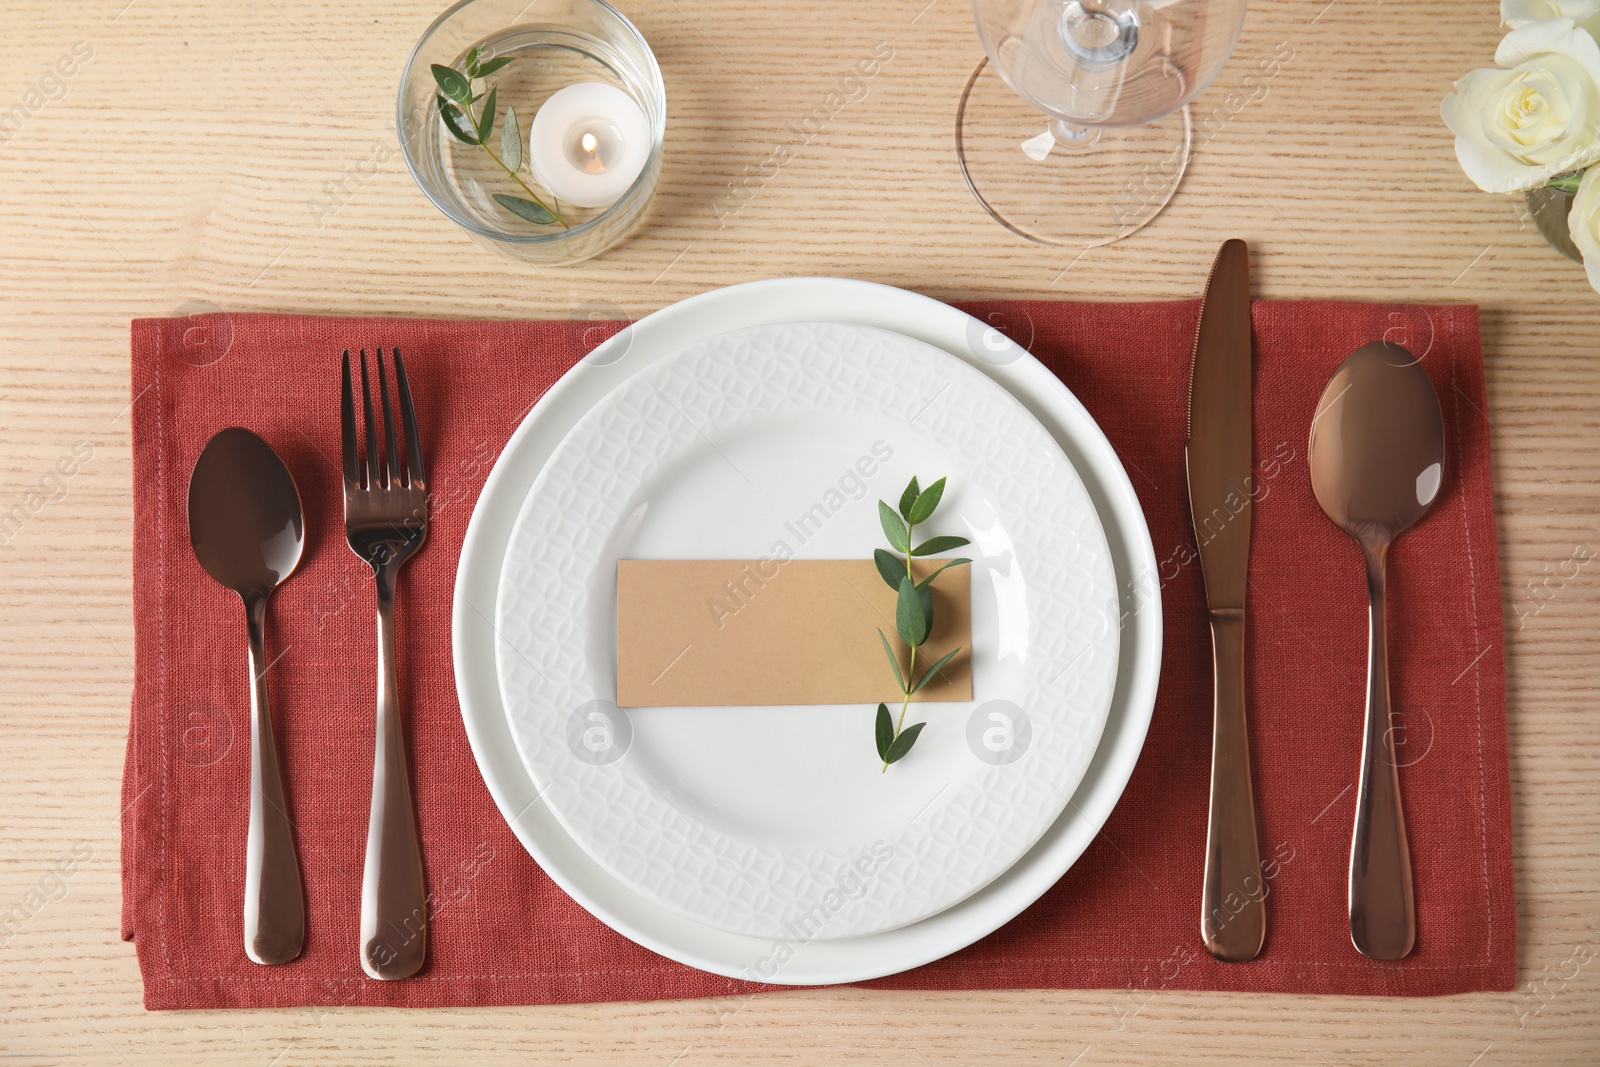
[359,561,428,980]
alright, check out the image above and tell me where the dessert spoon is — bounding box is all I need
[1308,341,1444,960]
[187,427,307,965]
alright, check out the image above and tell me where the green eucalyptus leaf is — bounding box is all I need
[431,63,472,105]
[911,647,961,694]
[465,45,482,78]
[915,558,971,590]
[878,628,907,691]
[875,703,893,762]
[493,193,556,225]
[908,476,946,524]
[501,105,522,172]
[878,501,909,553]
[437,96,479,144]
[898,477,920,521]
[475,55,514,76]
[911,534,971,557]
[885,721,926,764]
[896,576,927,648]
[918,581,933,636]
[873,548,907,592]
[475,86,497,142]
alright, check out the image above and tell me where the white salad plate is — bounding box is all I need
[453,277,1161,985]
[492,322,1120,940]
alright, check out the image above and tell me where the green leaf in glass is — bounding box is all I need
[437,96,479,145]
[501,105,522,173]
[475,86,497,143]
[493,193,556,225]
[431,63,472,106]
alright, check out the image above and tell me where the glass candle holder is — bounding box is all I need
[398,0,665,265]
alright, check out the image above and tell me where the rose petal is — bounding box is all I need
[1569,164,1600,292]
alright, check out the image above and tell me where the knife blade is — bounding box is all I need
[1186,238,1266,963]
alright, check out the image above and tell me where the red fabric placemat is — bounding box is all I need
[123,299,1513,1009]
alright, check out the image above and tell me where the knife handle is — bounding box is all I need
[1200,609,1266,962]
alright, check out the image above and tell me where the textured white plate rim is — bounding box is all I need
[452,277,1162,986]
[491,321,1120,940]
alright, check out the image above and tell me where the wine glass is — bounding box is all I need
[958,0,1248,248]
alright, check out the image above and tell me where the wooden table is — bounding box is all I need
[3,0,1597,1062]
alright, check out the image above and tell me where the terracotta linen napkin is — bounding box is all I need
[123,299,1513,1009]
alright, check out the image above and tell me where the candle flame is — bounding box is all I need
[581,132,599,155]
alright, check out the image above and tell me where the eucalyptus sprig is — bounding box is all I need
[432,48,568,229]
[873,476,972,772]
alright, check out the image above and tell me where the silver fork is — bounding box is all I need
[341,347,429,981]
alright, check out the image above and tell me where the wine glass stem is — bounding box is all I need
[1049,118,1101,152]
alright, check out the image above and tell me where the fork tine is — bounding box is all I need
[376,349,401,490]
[340,350,359,488]
[359,348,381,488]
[392,347,426,487]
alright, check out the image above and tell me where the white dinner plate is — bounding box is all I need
[453,277,1161,984]
[493,322,1120,940]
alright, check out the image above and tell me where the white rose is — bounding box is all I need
[1566,164,1600,292]
[1503,0,1600,36]
[1440,18,1600,192]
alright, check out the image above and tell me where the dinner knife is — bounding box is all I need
[1186,238,1266,963]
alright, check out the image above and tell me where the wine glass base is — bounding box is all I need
[956,57,1192,248]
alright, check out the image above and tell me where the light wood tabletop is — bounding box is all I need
[3,0,1598,1062]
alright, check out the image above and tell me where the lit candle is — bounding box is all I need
[527,82,650,209]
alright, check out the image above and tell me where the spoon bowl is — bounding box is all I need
[188,428,305,596]
[1308,341,1445,961]
[1309,342,1445,550]
[186,427,307,966]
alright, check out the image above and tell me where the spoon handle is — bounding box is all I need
[1200,611,1266,961]
[242,593,305,965]
[359,563,428,980]
[1349,543,1416,959]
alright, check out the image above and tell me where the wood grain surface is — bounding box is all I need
[2,0,1597,1063]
